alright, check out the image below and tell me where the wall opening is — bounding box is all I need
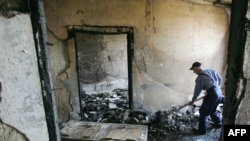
[71,26,134,122]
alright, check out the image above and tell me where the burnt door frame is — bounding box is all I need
[69,25,134,119]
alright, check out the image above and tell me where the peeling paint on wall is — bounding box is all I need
[0,121,29,141]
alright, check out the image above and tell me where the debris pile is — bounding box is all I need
[80,89,130,123]
[147,104,223,140]
[79,90,223,140]
[147,109,198,140]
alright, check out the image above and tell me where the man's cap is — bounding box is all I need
[189,62,201,70]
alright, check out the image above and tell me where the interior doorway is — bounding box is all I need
[72,26,134,121]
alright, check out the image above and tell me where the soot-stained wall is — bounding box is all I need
[44,0,229,123]
[3,0,250,140]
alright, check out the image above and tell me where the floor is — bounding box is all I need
[148,117,222,141]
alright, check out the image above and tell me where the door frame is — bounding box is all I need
[69,25,134,119]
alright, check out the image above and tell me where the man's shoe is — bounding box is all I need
[192,128,206,135]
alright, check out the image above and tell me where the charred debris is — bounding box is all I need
[78,89,223,140]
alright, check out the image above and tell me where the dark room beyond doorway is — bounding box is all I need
[73,27,134,122]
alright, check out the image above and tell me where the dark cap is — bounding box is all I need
[189,62,201,70]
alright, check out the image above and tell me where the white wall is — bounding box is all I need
[0,15,49,141]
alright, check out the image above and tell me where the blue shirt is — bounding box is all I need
[192,69,222,101]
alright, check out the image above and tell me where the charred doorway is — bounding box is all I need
[73,27,134,122]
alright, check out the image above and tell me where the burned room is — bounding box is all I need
[0,0,250,141]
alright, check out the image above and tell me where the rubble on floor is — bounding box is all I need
[75,90,223,141]
[80,89,130,123]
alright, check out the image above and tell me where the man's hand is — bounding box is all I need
[188,101,194,105]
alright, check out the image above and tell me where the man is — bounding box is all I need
[188,62,222,135]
